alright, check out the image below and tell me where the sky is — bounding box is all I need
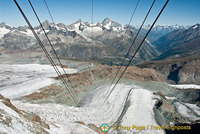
[0,0,199,27]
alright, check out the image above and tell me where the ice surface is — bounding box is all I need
[112,89,164,134]
[175,102,200,121]
[13,84,163,133]
[169,84,200,89]
[0,64,77,99]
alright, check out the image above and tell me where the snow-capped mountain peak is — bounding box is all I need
[192,24,200,29]
[0,22,13,38]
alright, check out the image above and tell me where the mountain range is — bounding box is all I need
[137,24,200,84]
[0,18,197,65]
[153,24,200,60]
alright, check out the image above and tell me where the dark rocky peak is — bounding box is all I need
[191,24,200,29]
[57,23,67,28]
[0,22,12,29]
[102,17,111,25]
[96,22,101,26]
[17,26,29,32]
[34,20,52,30]
[41,20,52,27]
[0,22,7,27]
[74,19,82,24]
[102,17,122,28]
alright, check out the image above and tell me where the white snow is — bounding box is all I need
[145,38,151,45]
[175,102,200,121]
[0,64,77,99]
[104,21,111,30]
[85,26,102,32]
[112,89,164,134]
[35,28,50,35]
[73,23,81,34]
[0,27,10,38]
[14,84,133,126]
[165,96,176,100]
[169,84,200,89]
[193,25,198,29]
[0,101,33,134]
[0,63,175,133]
[183,103,200,116]
[45,122,97,134]
[19,29,34,36]
[12,84,163,133]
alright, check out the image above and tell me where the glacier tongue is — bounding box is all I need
[13,84,162,134]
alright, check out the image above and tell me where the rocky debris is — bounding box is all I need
[0,94,23,115]
[21,84,63,101]
[76,121,87,126]
[27,113,50,129]
[75,121,106,134]
[88,124,107,134]
[21,64,163,105]
[57,64,164,84]
[154,91,166,99]
[175,88,200,104]
[153,92,186,124]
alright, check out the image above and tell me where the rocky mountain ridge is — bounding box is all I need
[0,18,160,65]
[137,55,200,84]
[153,24,200,60]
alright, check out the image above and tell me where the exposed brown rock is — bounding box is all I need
[0,94,23,115]
[32,115,41,123]
[4,117,12,126]
[76,121,87,126]
[21,64,163,105]
[159,99,185,123]
[0,94,50,130]
[88,124,107,134]
[154,91,166,99]
[22,84,63,101]
[26,113,50,129]
[55,65,164,86]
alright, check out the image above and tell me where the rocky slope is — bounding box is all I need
[137,55,200,84]
[21,64,163,104]
[139,24,189,42]
[0,19,159,65]
[153,24,200,60]
[0,94,49,133]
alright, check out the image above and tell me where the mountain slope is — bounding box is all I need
[139,24,189,42]
[0,94,49,133]
[153,24,200,60]
[0,19,159,65]
[137,55,200,84]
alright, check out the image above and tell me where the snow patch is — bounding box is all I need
[19,29,34,36]
[193,25,198,29]
[0,27,10,38]
[169,84,200,89]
